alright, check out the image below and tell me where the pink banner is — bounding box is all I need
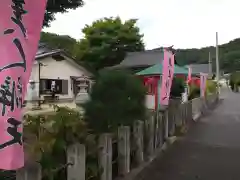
[200,73,207,97]
[0,0,47,170]
[187,66,192,83]
[160,49,175,105]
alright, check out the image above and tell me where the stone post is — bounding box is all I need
[154,112,160,149]
[16,162,42,180]
[98,133,112,180]
[67,143,86,180]
[145,115,154,160]
[164,110,169,140]
[118,126,130,176]
[133,120,144,165]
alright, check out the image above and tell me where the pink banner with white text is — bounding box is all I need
[160,49,175,106]
[0,0,47,170]
[187,66,192,83]
[200,73,207,97]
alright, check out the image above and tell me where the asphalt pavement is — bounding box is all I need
[134,87,240,180]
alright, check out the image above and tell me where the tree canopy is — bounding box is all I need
[74,17,145,71]
[40,32,77,55]
[44,0,84,27]
[83,70,146,133]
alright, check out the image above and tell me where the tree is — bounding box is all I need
[75,17,145,71]
[170,77,185,98]
[40,32,77,55]
[83,70,147,133]
[44,0,84,27]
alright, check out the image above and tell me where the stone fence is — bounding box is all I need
[11,93,219,180]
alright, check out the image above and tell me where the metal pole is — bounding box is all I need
[208,51,212,76]
[216,32,220,82]
[216,32,220,94]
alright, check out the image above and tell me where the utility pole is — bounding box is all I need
[216,32,220,93]
[208,51,212,76]
[216,32,220,82]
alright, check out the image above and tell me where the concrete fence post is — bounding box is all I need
[67,143,86,180]
[158,112,164,147]
[118,126,130,176]
[164,110,169,140]
[154,112,160,149]
[133,120,144,165]
[16,162,42,180]
[145,115,154,160]
[98,133,112,180]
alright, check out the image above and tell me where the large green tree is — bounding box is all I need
[40,32,77,55]
[74,17,145,71]
[44,0,84,27]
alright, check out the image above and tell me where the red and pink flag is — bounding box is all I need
[187,65,192,84]
[0,0,47,170]
[160,49,175,106]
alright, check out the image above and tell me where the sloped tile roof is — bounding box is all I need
[189,64,211,74]
[35,43,62,59]
[109,49,164,69]
[136,63,190,76]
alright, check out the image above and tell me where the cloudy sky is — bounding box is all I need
[44,0,240,49]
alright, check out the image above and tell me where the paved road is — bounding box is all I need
[134,88,240,180]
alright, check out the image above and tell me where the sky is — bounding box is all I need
[44,0,240,49]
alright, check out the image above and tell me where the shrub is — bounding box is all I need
[230,72,240,91]
[83,70,147,133]
[170,77,185,98]
[188,84,200,100]
[206,80,217,94]
[24,107,100,180]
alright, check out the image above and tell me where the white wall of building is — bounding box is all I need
[26,55,91,101]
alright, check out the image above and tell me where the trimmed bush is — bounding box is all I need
[83,70,147,133]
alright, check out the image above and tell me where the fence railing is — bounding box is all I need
[8,94,219,180]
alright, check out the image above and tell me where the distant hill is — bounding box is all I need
[175,38,240,73]
[40,32,240,73]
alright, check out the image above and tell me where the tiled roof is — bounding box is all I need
[188,64,211,74]
[109,49,164,69]
[35,43,62,59]
[136,63,190,76]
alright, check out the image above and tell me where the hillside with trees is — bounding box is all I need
[41,28,240,73]
[176,38,240,73]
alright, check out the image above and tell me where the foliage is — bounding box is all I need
[206,80,217,94]
[188,84,200,100]
[83,70,147,133]
[170,77,185,98]
[40,32,77,55]
[24,106,99,180]
[44,0,84,27]
[229,71,240,91]
[175,38,240,73]
[74,17,145,71]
